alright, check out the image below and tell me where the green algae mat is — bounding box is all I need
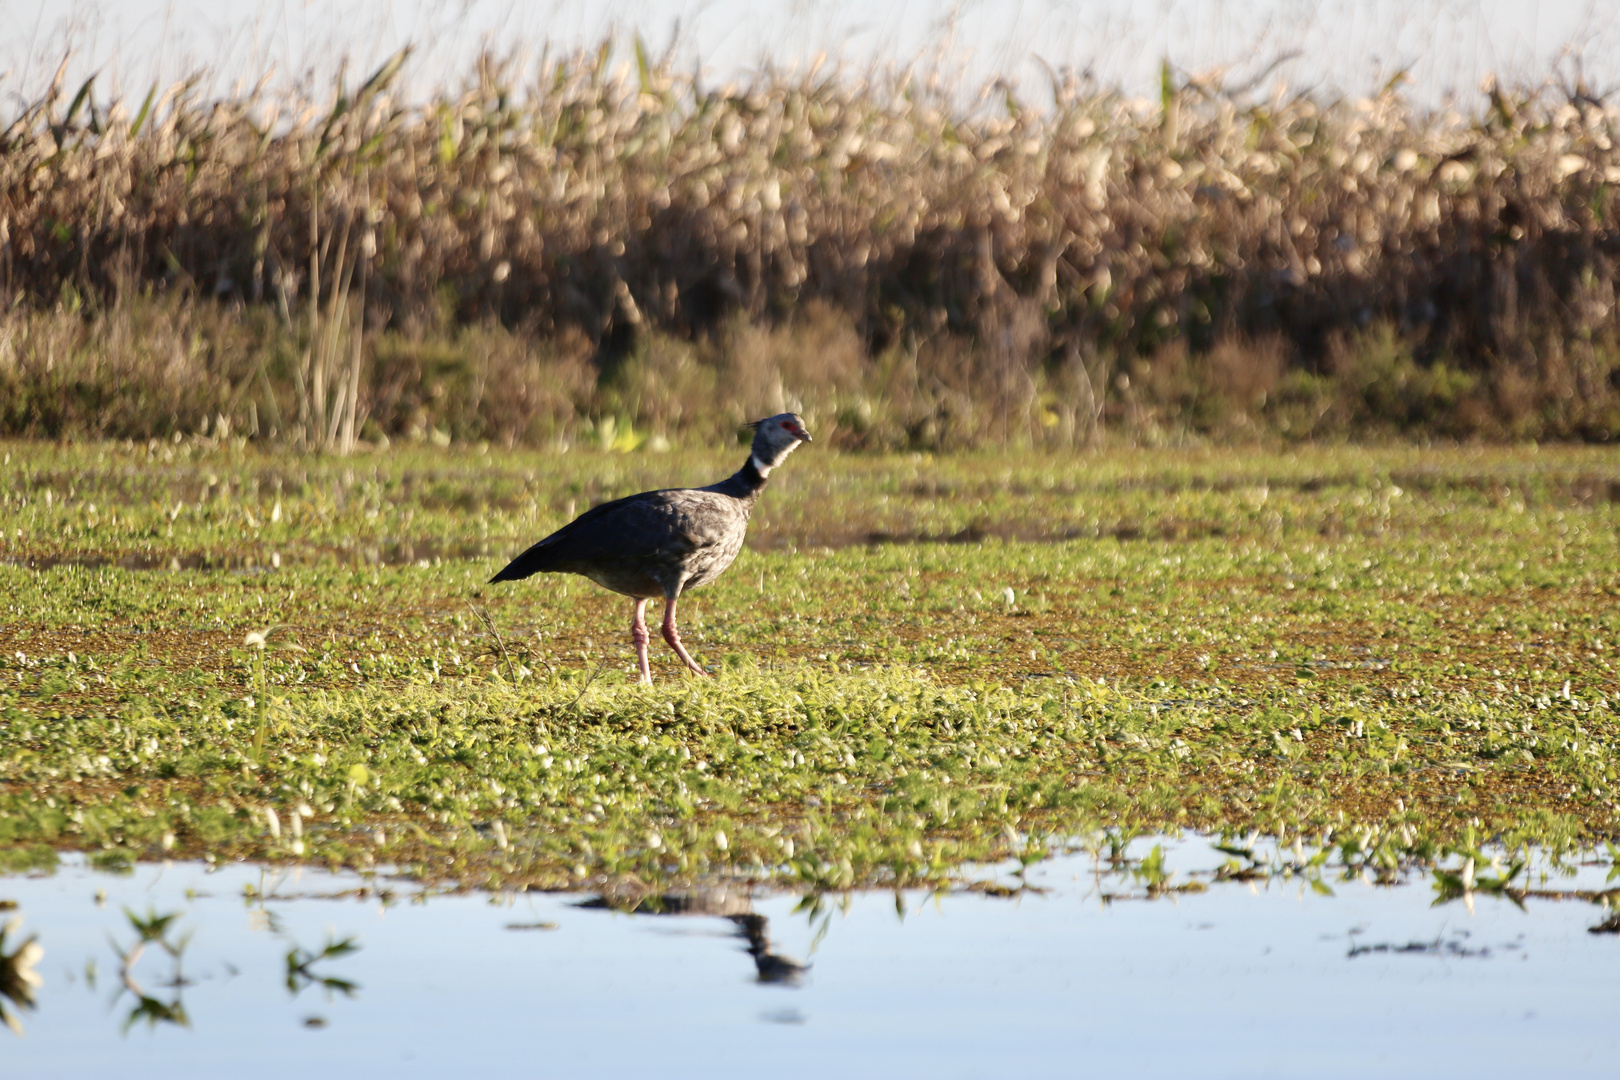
[0,440,1616,888]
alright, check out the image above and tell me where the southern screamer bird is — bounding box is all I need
[488,414,812,683]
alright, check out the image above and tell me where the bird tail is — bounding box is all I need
[488,541,558,583]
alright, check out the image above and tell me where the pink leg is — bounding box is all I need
[630,598,652,685]
[661,597,710,677]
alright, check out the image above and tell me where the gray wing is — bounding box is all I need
[489,489,747,589]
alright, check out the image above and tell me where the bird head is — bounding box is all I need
[748,413,812,470]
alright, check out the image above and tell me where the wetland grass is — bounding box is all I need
[0,440,1616,890]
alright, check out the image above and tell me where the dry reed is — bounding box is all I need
[3,47,1619,445]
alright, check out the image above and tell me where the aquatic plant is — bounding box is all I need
[0,440,1614,888]
[0,915,42,1035]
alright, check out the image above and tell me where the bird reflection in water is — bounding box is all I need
[726,913,807,985]
[578,889,809,985]
[0,911,43,1035]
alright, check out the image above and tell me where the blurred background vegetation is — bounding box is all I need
[3,44,1619,451]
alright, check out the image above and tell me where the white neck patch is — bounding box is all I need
[748,433,800,476]
[752,438,802,477]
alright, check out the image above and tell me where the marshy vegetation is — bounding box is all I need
[0,440,1615,889]
[2,38,1618,894]
[4,45,1620,448]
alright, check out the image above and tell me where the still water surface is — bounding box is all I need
[4,838,1618,1078]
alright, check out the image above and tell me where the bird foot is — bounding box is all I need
[661,629,709,677]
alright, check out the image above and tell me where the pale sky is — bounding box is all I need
[4,0,1618,111]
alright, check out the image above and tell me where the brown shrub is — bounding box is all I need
[1205,335,1287,421]
[367,324,595,447]
[0,293,264,439]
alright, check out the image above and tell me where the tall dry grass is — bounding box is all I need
[3,47,1619,446]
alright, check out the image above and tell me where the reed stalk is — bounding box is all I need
[2,45,1617,444]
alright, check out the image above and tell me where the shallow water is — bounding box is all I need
[4,839,1618,1079]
